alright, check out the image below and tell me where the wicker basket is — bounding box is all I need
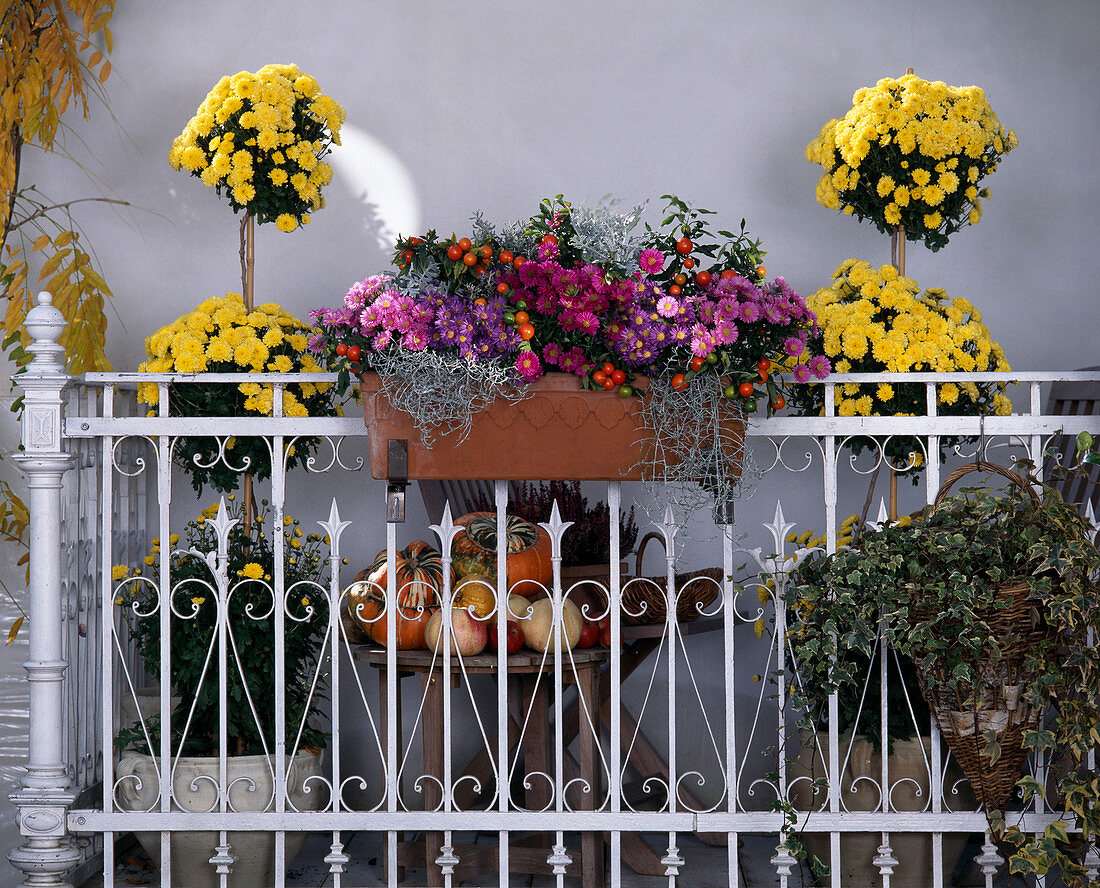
[912,461,1046,813]
[615,532,723,625]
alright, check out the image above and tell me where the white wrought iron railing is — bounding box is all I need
[8,292,1100,888]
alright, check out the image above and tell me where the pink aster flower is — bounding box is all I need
[809,354,832,378]
[656,294,680,318]
[715,320,739,345]
[792,364,811,384]
[638,248,665,275]
[738,302,761,323]
[690,332,714,358]
[515,350,543,381]
[784,337,805,357]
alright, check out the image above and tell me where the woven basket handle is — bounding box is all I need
[932,460,1040,511]
[635,531,666,577]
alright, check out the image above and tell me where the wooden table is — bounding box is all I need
[354,647,608,888]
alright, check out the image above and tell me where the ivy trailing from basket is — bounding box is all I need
[784,453,1100,885]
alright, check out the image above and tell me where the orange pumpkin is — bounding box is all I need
[347,540,449,649]
[452,512,552,598]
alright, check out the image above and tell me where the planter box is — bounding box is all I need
[362,371,744,482]
[790,732,975,887]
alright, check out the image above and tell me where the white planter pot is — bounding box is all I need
[118,685,181,730]
[116,748,324,888]
[790,733,975,887]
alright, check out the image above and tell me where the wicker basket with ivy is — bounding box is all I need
[785,453,1100,884]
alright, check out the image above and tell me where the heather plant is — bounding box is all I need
[472,481,639,568]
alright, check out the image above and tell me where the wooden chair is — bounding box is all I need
[1042,367,1100,516]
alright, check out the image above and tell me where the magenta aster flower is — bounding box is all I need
[543,342,565,364]
[792,364,811,384]
[738,302,761,323]
[537,241,559,262]
[515,350,543,381]
[574,311,600,334]
[638,248,665,275]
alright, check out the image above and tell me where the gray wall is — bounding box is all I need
[4,0,1100,881]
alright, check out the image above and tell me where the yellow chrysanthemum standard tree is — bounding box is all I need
[169,64,345,307]
[789,259,1011,478]
[806,72,1016,253]
[138,293,339,494]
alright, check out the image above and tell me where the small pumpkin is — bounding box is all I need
[452,574,497,619]
[347,540,449,649]
[452,512,553,598]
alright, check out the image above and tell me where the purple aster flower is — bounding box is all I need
[670,325,690,344]
[792,364,811,384]
[307,334,325,354]
[638,248,665,275]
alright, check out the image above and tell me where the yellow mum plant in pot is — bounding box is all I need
[788,259,1011,480]
[806,72,1016,252]
[169,63,344,234]
[137,292,338,494]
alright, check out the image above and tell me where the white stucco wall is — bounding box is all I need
[3,1,1099,881]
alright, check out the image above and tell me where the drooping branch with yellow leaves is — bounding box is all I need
[1,0,119,377]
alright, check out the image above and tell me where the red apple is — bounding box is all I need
[577,620,599,649]
[425,607,488,657]
[487,618,523,654]
[505,619,523,653]
[598,623,612,649]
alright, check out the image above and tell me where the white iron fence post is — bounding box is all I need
[8,293,79,887]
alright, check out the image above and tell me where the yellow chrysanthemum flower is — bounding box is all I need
[238,562,264,580]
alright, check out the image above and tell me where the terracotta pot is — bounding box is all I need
[116,749,324,888]
[360,371,744,481]
[790,732,975,887]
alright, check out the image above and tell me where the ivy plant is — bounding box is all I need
[784,453,1100,885]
